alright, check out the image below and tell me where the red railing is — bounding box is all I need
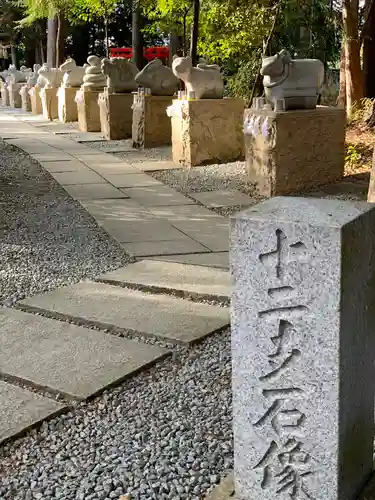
[109,47,169,62]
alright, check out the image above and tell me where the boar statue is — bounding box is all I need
[260,49,325,110]
[172,55,224,99]
[135,58,179,96]
[101,57,139,93]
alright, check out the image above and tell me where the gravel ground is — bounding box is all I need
[0,141,130,307]
[0,329,232,500]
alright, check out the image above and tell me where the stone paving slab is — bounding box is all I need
[79,199,155,223]
[147,204,220,221]
[121,185,195,207]
[169,218,229,252]
[89,162,144,175]
[32,153,74,162]
[75,154,124,164]
[121,238,210,257]
[147,252,229,269]
[51,170,107,185]
[104,173,164,188]
[99,219,190,243]
[40,160,89,173]
[0,307,168,399]
[97,260,231,298]
[20,282,229,344]
[134,161,179,172]
[97,145,134,153]
[189,190,256,208]
[63,183,128,201]
[0,380,65,445]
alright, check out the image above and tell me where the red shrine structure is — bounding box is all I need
[109,47,169,63]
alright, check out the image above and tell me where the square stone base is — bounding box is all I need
[132,94,172,148]
[20,86,32,112]
[171,98,244,167]
[99,91,133,140]
[58,87,79,123]
[8,84,22,108]
[1,85,9,106]
[245,106,346,196]
[30,87,43,115]
[77,89,102,132]
[41,88,59,121]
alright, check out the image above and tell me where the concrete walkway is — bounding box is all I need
[0,106,231,445]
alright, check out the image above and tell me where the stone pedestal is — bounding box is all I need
[231,196,375,500]
[171,98,244,167]
[40,87,59,121]
[8,83,22,108]
[245,106,345,197]
[1,84,9,106]
[132,94,172,148]
[99,91,133,140]
[29,86,43,115]
[58,87,79,123]
[20,85,32,112]
[77,89,102,132]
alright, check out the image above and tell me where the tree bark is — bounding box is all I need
[132,0,144,69]
[363,1,375,97]
[190,0,200,66]
[10,45,17,67]
[338,43,346,107]
[169,32,182,65]
[47,17,58,67]
[56,13,65,67]
[343,0,363,116]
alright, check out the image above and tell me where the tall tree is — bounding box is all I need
[132,0,144,68]
[343,0,363,114]
[190,0,199,65]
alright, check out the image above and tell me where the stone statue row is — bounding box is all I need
[0,49,326,109]
[0,54,226,100]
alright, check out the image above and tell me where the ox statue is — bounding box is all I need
[260,49,325,110]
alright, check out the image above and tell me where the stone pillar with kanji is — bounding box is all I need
[230,197,375,500]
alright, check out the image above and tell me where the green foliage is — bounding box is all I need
[345,144,362,169]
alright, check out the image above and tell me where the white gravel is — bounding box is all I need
[0,141,131,307]
[0,329,233,500]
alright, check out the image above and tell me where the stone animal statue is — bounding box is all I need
[260,49,325,110]
[60,58,88,87]
[6,65,31,84]
[101,57,138,93]
[26,64,41,87]
[135,58,179,96]
[82,55,106,90]
[172,55,224,99]
[38,65,63,88]
[36,63,49,88]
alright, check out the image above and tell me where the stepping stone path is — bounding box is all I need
[0,107,232,444]
[0,380,65,445]
[20,280,229,344]
[97,260,231,299]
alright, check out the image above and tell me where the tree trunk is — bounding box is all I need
[169,32,182,65]
[338,43,346,107]
[343,0,363,116]
[56,13,65,67]
[190,0,200,66]
[10,46,17,67]
[363,2,375,97]
[47,17,58,67]
[132,0,144,69]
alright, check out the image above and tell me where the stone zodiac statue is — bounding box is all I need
[135,59,179,96]
[101,58,139,93]
[260,49,325,110]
